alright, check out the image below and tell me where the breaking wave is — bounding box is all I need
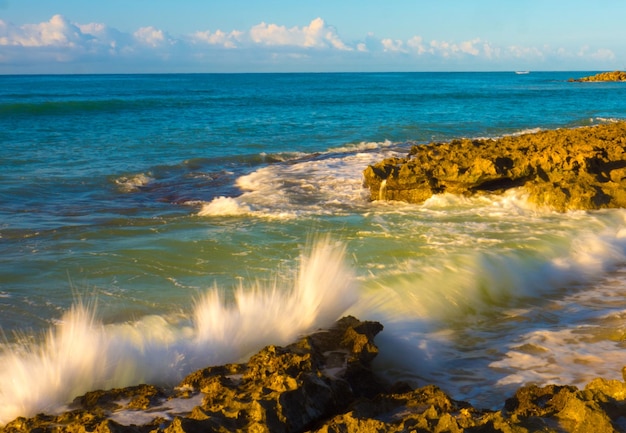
[0,237,357,425]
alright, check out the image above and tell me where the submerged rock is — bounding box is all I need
[363,121,626,211]
[4,316,626,432]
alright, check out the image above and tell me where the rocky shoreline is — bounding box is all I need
[6,123,626,432]
[569,71,626,82]
[363,121,626,211]
[3,316,626,432]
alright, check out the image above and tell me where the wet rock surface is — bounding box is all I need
[363,121,626,211]
[4,316,626,432]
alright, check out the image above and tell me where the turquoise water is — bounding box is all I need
[2,72,626,421]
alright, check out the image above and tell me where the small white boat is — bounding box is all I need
[515,71,530,75]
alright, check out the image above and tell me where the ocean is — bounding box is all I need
[2,71,626,423]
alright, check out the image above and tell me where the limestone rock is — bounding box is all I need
[569,71,626,82]
[363,122,626,211]
[5,317,626,432]
[504,383,626,433]
[0,316,385,433]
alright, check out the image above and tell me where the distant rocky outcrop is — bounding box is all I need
[569,70,626,82]
[363,121,626,211]
[4,316,626,432]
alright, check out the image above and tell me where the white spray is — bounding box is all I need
[0,237,357,425]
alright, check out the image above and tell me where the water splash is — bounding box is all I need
[378,179,387,200]
[197,196,252,216]
[0,237,356,425]
[349,202,626,408]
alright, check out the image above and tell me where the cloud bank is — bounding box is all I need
[0,15,619,73]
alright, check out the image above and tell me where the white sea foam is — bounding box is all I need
[0,237,356,425]
[508,127,542,136]
[197,196,251,216]
[327,139,395,153]
[114,173,153,193]
[356,204,626,321]
[490,268,626,390]
[197,143,402,220]
[348,204,626,408]
[491,326,625,387]
[108,392,204,425]
[594,117,624,124]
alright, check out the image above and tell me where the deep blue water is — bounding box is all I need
[2,72,626,421]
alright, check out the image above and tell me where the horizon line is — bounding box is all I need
[0,69,615,77]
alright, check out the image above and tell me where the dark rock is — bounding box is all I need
[363,122,626,211]
[312,385,479,433]
[175,315,385,433]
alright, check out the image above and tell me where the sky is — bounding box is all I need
[1,0,625,74]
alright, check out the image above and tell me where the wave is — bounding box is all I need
[0,237,357,425]
[345,197,626,407]
[357,225,626,322]
[197,196,251,216]
[109,151,315,203]
[326,139,395,153]
[196,141,404,219]
[355,193,626,319]
[183,151,308,170]
[593,116,626,124]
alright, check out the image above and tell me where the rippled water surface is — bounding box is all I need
[2,72,626,421]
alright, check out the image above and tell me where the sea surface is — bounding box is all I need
[2,71,626,423]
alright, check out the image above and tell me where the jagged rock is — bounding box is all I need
[363,122,626,211]
[569,71,626,82]
[311,385,479,433]
[502,382,626,433]
[0,317,384,433]
[4,317,626,432]
[176,316,385,433]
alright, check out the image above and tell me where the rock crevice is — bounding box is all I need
[363,122,626,211]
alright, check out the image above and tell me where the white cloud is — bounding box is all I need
[0,14,620,73]
[78,22,106,36]
[459,38,481,56]
[578,45,615,61]
[191,29,242,48]
[381,38,406,53]
[134,26,168,47]
[482,41,500,59]
[249,17,351,50]
[430,40,454,57]
[0,14,86,47]
[324,28,350,51]
[406,36,427,54]
[430,39,485,58]
[507,45,544,59]
[591,48,615,61]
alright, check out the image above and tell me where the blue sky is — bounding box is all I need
[1,0,625,74]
